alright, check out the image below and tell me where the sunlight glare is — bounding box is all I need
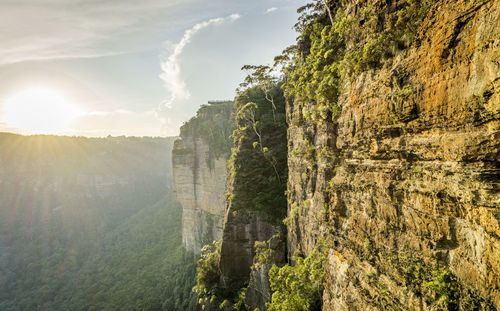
[2,87,83,134]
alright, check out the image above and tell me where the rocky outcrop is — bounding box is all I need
[172,101,234,253]
[245,233,287,310]
[286,0,500,310]
[219,210,285,291]
[173,136,228,253]
[191,1,499,309]
[216,85,288,310]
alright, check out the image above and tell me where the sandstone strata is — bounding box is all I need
[286,0,500,309]
[217,86,288,311]
[173,136,228,253]
[190,0,499,309]
[172,102,233,253]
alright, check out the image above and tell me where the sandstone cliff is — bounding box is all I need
[192,85,289,311]
[172,101,234,253]
[192,0,499,310]
[219,87,288,292]
[285,0,500,309]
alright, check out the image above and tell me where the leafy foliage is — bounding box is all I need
[177,101,235,161]
[193,240,222,304]
[228,82,288,221]
[284,20,344,108]
[267,242,327,311]
[423,267,460,311]
[193,67,289,309]
[252,241,272,268]
[368,247,495,311]
[343,0,431,75]
[280,0,431,125]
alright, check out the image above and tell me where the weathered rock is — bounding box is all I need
[173,136,228,253]
[219,210,284,293]
[245,233,287,311]
[172,101,234,254]
[286,0,500,310]
[217,85,288,307]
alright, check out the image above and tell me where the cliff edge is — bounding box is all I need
[172,101,234,253]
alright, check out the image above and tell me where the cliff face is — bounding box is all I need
[193,86,288,311]
[172,102,234,253]
[286,0,499,309]
[173,136,228,253]
[191,1,499,309]
[219,88,289,293]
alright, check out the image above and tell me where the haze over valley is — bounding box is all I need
[0,0,498,310]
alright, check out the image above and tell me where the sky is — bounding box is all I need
[0,0,305,137]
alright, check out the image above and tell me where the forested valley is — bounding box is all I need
[0,133,196,310]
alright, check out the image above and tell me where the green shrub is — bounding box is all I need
[253,241,273,268]
[424,267,459,311]
[193,240,222,303]
[267,241,327,311]
[179,102,235,161]
[280,0,431,128]
[228,84,288,222]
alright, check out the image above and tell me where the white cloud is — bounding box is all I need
[159,14,241,109]
[0,0,304,137]
[0,0,297,65]
[265,7,278,14]
[0,0,199,64]
[155,10,299,136]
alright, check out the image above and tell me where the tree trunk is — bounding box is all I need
[323,0,335,26]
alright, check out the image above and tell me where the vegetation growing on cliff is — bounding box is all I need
[193,240,222,306]
[227,74,288,221]
[264,0,434,309]
[192,66,289,309]
[193,0,499,310]
[176,101,235,161]
[357,239,497,311]
[192,0,433,308]
[281,0,430,124]
[267,242,327,311]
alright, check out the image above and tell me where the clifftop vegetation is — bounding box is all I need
[175,101,235,161]
[227,81,288,221]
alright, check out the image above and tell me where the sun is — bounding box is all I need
[2,87,83,134]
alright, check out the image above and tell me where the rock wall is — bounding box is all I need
[191,1,499,309]
[219,209,285,292]
[286,0,499,309]
[216,85,288,310]
[172,101,234,253]
[173,136,228,253]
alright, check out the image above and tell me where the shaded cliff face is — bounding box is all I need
[286,0,499,309]
[217,85,288,310]
[172,101,234,253]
